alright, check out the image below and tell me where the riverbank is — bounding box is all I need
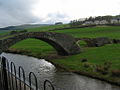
[48,59,120,87]
[6,48,65,60]
[5,48,120,87]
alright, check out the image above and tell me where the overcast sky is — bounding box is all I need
[0,0,120,27]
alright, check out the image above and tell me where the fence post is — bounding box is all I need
[2,56,9,90]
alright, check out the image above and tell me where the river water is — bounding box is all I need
[1,53,120,90]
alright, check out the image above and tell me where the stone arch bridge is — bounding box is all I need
[0,32,80,55]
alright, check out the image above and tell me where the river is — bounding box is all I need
[1,53,120,90]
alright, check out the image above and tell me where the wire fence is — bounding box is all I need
[0,56,55,90]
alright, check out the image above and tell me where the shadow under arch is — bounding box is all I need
[35,38,69,56]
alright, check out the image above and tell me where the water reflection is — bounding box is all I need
[2,53,120,90]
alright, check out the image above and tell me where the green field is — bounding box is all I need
[52,26,120,39]
[52,43,120,69]
[8,39,57,58]
[28,24,69,32]
[27,25,120,39]
[0,30,10,35]
[2,25,120,85]
[2,25,120,39]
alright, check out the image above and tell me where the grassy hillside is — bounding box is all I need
[52,26,120,39]
[28,25,120,40]
[0,30,11,35]
[1,25,120,39]
[28,24,69,32]
[0,24,69,36]
[51,43,120,70]
[0,24,50,31]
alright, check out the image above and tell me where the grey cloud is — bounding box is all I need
[48,13,67,19]
[0,0,69,27]
[0,0,40,27]
[43,12,69,24]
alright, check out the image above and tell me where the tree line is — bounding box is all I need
[69,15,120,27]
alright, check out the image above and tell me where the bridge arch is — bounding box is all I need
[0,32,80,56]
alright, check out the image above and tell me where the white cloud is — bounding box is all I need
[0,0,120,27]
[32,0,120,23]
[0,0,39,27]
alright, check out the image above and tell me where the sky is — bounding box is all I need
[0,0,120,27]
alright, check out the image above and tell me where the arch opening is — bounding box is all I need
[6,38,69,56]
[77,40,88,47]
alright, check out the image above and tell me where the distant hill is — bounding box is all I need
[0,24,51,31]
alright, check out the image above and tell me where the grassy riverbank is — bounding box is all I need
[49,43,120,85]
[3,25,120,86]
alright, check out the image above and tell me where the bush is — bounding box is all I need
[10,30,27,35]
[83,62,92,68]
[103,61,112,71]
[95,65,108,75]
[10,30,18,35]
[19,29,27,33]
[81,58,88,62]
[95,62,112,75]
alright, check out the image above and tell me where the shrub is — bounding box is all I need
[10,30,18,35]
[95,61,112,75]
[81,58,88,62]
[95,65,108,75]
[83,62,93,68]
[10,29,27,35]
[95,63,110,75]
[103,61,112,71]
[19,29,27,33]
